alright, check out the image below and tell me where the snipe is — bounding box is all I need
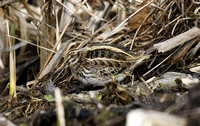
[65,44,149,86]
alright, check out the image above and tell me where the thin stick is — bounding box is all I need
[154,27,200,53]
[55,88,65,126]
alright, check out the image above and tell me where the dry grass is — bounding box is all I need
[0,0,199,125]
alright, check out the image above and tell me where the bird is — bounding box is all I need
[63,44,149,86]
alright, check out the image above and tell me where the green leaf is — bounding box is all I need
[44,94,55,102]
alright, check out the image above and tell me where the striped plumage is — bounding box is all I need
[66,44,149,86]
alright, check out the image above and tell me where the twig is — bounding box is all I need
[154,27,200,53]
[55,88,66,126]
